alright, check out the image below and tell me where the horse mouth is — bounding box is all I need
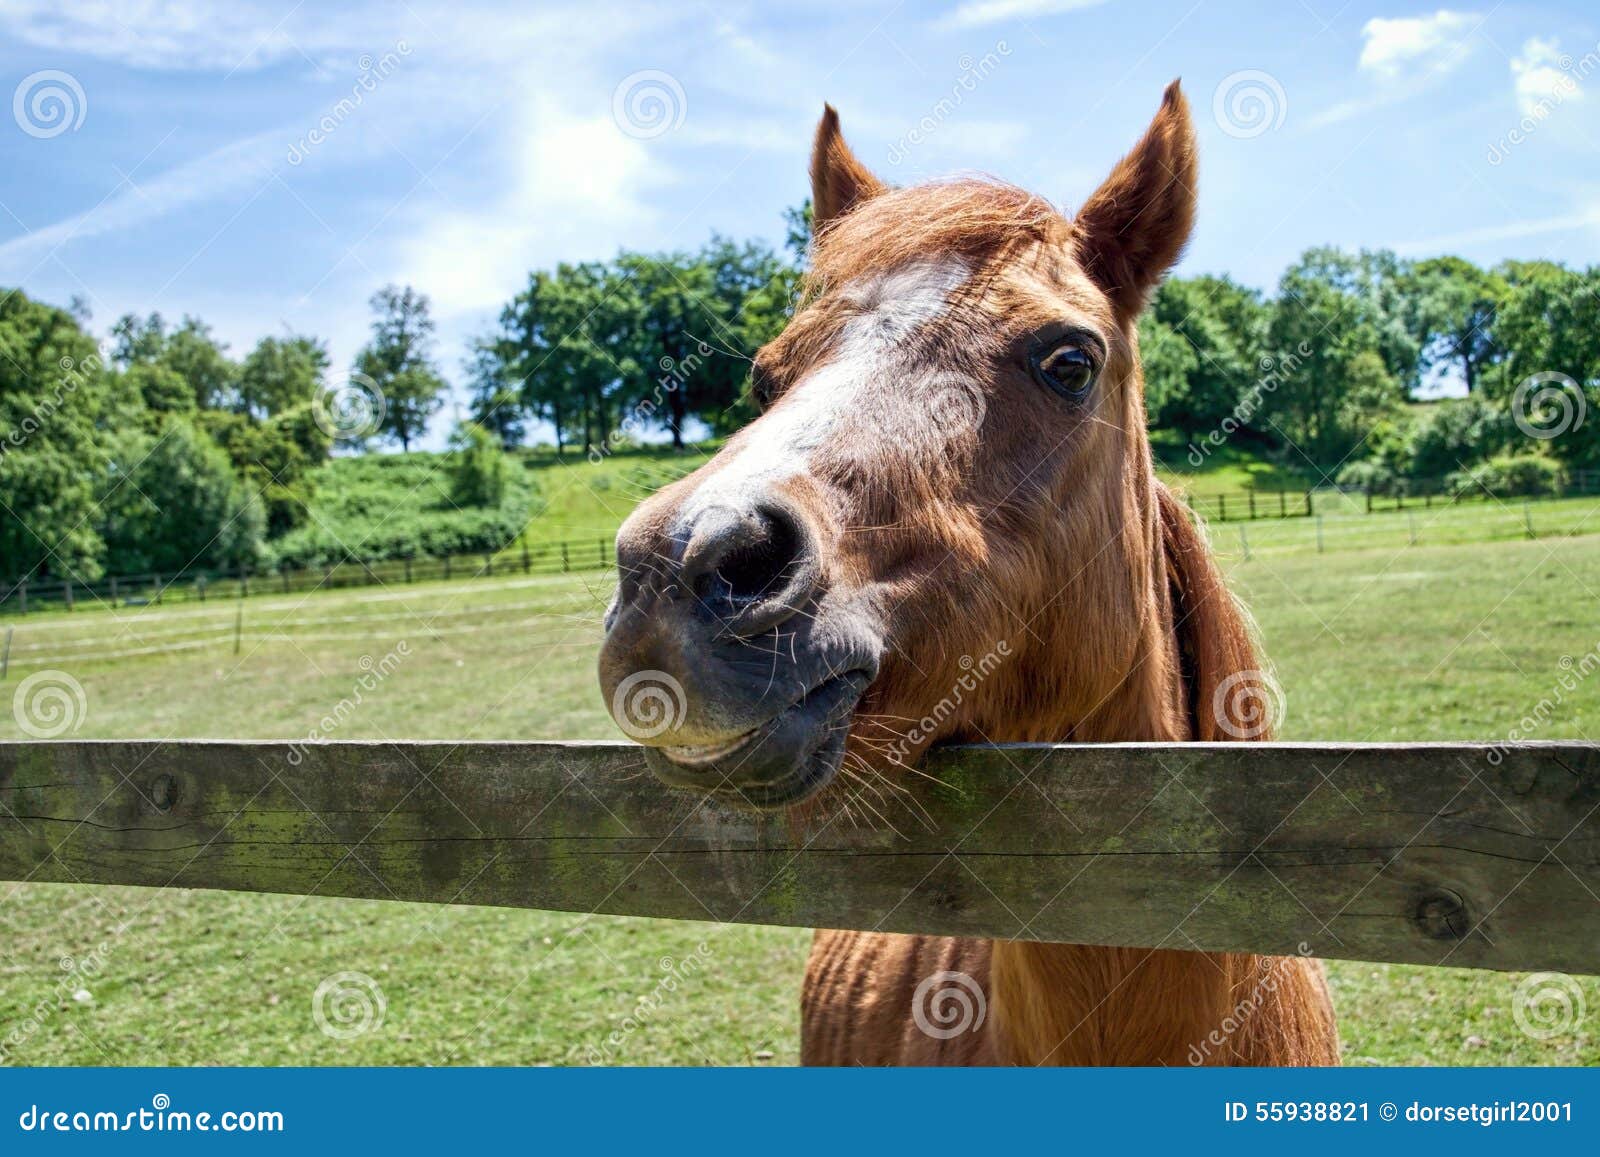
[646,670,872,809]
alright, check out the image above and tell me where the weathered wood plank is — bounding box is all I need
[1,740,1597,973]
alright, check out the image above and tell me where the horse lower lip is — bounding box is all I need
[660,730,759,766]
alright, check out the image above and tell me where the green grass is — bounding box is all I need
[2,511,1599,1065]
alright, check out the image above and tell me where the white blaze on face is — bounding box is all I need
[676,257,972,530]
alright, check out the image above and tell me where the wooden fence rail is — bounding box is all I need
[2,740,1598,974]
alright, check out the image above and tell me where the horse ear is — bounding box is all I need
[810,105,886,232]
[1073,80,1198,318]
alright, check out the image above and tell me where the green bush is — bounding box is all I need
[1336,459,1403,496]
[1446,454,1564,499]
[266,450,543,568]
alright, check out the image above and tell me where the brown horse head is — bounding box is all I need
[600,82,1243,810]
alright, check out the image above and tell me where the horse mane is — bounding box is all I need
[805,179,1066,298]
[1156,482,1271,742]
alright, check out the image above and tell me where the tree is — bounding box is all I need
[1146,275,1270,439]
[238,334,329,419]
[160,316,238,409]
[1260,253,1407,470]
[1404,257,1508,394]
[1491,262,1600,469]
[97,417,264,574]
[0,292,110,579]
[354,285,448,451]
[463,337,525,450]
[1136,312,1198,424]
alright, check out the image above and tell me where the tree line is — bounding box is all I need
[2,199,1597,584]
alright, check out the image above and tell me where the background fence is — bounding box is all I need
[2,739,1596,974]
[5,467,1600,618]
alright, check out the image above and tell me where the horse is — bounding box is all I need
[597,81,1339,1066]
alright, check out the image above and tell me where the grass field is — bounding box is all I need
[2,495,1599,1065]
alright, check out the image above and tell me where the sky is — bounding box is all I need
[1,0,1597,445]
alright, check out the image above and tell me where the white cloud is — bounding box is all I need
[392,99,672,318]
[1393,205,1600,254]
[1311,10,1479,126]
[1358,11,1478,80]
[1511,37,1584,118]
[941,0,1107,30]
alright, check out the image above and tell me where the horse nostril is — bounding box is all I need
[709,508,802,603]
[681,502,817,630]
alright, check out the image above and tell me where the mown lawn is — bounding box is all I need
[1,516,1597,1065]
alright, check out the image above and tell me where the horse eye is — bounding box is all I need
[1032,344,1097,399]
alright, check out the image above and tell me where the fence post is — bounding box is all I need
[1525,502,1535,539]
[485,553,493,578]
[561,543,570,573]
[1249,492,1257,520]
[1365,490,1373,513]
[522,543,531,574]
[282,569,291,593]
[1304,490,1312,517]
[1238,525,1251,561]
[63,578,73,612]
[233,600,243,655]
[599,538,607,568]
[1315,514,1324,553]
[197,575,207,603]
[109,576,118,606]
[443,555,451,581]
[240,566,249,598]
[154,573,163,604]
[1278,491,1286,518]
[1218,495,1227,522]
[404,556,413,584]
[1,625,11,680]
[19,578,27,615]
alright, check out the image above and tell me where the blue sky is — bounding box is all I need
[2,1,1597,445]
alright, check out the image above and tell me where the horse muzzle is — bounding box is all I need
[597,489,879,809]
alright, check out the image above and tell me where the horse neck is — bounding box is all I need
[987,463,1238,1066]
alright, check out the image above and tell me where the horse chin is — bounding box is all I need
[644,670,870,810]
